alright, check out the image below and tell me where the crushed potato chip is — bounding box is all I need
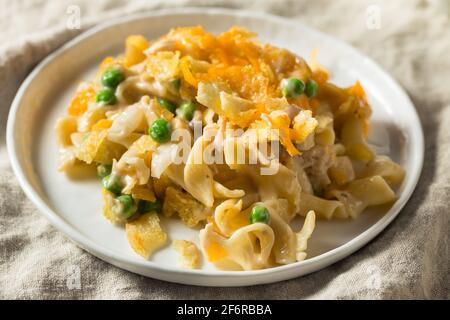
[163,186,207,227]
[146,51,180,81]
[130,184,156,202]
[126,213,167,258]
[153,174,172,199]
[76,130,126,164]
[128,134,158,156]
[172,240,201,269]
[102,188,125,224]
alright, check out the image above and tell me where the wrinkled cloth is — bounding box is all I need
[0,0,449,299]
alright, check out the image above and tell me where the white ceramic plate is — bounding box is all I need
[7,8,424,286]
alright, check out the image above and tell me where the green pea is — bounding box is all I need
[149,119,171,143]
[177,101,196,121]
[158,98,177,114]
[282,77,305,98]
[101,68,125,88]
[171,78,182,90]
[96,88,116,105]
[102,174,123,195]
[305,79,318,98]
[250,205,270,224]
[112,195,137,219]
[97,164,112,178]
[139,199,162,213]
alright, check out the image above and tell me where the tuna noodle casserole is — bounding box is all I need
[56,26,405,270]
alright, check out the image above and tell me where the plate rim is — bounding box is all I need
[6,7,424,286]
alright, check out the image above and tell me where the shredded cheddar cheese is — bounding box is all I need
[67,86,95,116]
[206,241,228,262]
[91,119,112,131]
[180,56,199,88]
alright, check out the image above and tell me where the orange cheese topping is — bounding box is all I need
[67,86,95,116]
[347,81,371,135]
[91,119,112,131]
[180,56,198,88]
[347,80,367,101]
[84,27,372,157]
[206,241,228,262]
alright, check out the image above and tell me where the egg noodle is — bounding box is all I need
[56,26,405,270]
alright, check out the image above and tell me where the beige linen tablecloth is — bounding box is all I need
[0,0,449,299]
